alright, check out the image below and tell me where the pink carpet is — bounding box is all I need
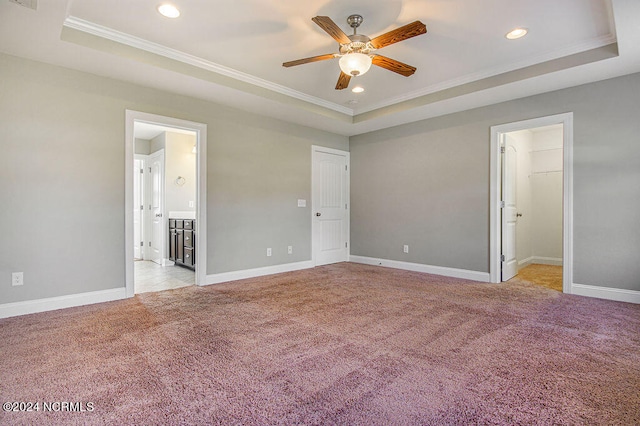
[1,263,638,425]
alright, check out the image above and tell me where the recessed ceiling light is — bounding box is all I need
[157,4,180,18]
[505,28,528,40]
[352,86,365,93]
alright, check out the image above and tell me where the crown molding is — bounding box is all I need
[63,16,354,116]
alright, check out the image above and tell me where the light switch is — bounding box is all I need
[297,199,306,207]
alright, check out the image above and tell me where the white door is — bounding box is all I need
[148,150,165,265]
[312,147,349,265]
[501,136,518,281]
[133,158,144,259]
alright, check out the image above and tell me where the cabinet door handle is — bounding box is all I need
[185,237,189,241]
[186,254,190,258]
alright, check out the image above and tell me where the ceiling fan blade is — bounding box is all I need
[369,21,427,49]
[312,16,352,44]
[372,55,417,77]
[282,54,336,68]
[335,72,351,90]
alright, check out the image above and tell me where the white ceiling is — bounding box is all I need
[134,122,197,140]
[1,0,639,136]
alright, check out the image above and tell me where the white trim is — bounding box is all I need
[571,283,640,304]
[64,17,353,116]
[531,256,563,266]
[125,110,208,297]
[518,256,534,267]
[0,288,126,319]
[311,146,350,266]
[204,261,314,285]
[490,113,573,293]
[133,154,147,260]
[349,255,490,282]
[518,256,563,267]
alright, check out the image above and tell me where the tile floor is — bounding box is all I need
[134,260,195,294]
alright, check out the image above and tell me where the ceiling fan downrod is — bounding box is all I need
[347,14,363,35]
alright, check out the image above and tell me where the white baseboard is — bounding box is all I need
[518,256,563,267]
[571,283,640,304]
[531,256,563,266]
[204,260,315,285]
[518,256,534,267]
[0,287,127,319]
[349,255,490,282]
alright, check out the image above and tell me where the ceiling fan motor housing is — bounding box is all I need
[340,34,375,57]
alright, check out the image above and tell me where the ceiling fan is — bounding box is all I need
[283,15,427,90]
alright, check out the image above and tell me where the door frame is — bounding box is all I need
[133,154,146,260]
[489,112,573,293]
[311,145,350,266]
[125,110,207,297]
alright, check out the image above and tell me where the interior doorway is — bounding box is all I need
[501,125,564,291]
[490,113,573,294]
[125,111,207,298]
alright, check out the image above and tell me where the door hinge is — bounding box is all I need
[140,168,144,174]
[501,254,505,262]
[149,242,151,247]
[500,146,505,153]
[500,201,505,208]
[140,241,144,247]
[140,205,144,211]
[345,242,348,248]
[345,203,348,209]
[345,165,348,171]
[149,205,152,210]
[149,167,152,173]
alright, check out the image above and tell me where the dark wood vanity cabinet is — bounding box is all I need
[169,219,195,270]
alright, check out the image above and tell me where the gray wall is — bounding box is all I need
[134,138,150,155]
[0,52,347,304]
[350,72,640,291]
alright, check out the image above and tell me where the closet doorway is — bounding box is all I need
[490,113,573,293]
[502,124,564,291]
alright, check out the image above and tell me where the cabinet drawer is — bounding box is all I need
[184,248,194,266]
[183,220,193,230]
[169,219,176,229]
[184,230,193,248]
[175,220,184,229]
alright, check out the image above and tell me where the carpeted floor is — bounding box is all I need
[513,264,563,292]
[1,263,638,425]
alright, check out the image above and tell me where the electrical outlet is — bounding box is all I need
[12,272,24,286]
[288,246,293,255]
[267,248,272,257]
[403,245,409,254]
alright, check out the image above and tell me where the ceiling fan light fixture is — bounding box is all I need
[339,53,372,77]
[157,4,180,18]
[505,27,528,40]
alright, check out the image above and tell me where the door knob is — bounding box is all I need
[315,212,321,217]
[516,213,523,217]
